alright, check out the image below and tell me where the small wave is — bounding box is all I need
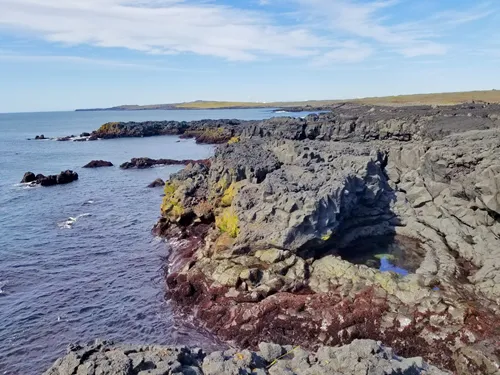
[0,281,7,296]
[14,182,40,190]
[83,200,95,205]
[58,213,92,229]
[275,110,288,114]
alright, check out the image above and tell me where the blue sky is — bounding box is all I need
[0,0,499,112]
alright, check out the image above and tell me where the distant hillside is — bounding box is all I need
[75,90,500,111]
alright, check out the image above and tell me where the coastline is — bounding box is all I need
[45,102,500,374]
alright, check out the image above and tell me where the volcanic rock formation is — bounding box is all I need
[151,103,500,374]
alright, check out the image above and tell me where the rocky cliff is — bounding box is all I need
[152,103,500,374]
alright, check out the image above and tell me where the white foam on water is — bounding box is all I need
[58,213,92,229]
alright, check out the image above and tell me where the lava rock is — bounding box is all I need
[20,172,36,183]
[148,178,165,188]
[22,170,79,187]
[82,160,114,168]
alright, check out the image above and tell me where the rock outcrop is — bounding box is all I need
[21,170,79,186]
[153,103,500,374]
[82,160,114,168]
[44,339,449,375]
[148,178,165,188]
[120,157,210,169]
[92,120,240,144]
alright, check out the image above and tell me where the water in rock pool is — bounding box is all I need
[0,108,316,375]
[338,235,424,276]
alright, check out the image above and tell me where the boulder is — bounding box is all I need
[34,134,46,140]
[148,178,165,188]
[82,160,113,168]
[20,172,36,183]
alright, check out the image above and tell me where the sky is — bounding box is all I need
[0,0,499,112]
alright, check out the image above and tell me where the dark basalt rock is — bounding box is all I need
[21,170,79,187]
[82,160,114,168]
[21,172,36,183]
[120,157,210,169]
[80,132,91,137]
[34,134,46,140]
[148,178,165,188]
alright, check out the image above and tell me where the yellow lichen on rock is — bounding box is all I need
[228,136,240,145]
[97,122,120,134]
[161,182,184,219]
[221,182,238,207]
[216,207,240,238]
[321,230,333,241]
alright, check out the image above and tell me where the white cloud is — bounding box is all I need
[0,0,325,61]
[312,41,373,65]
[293,0,492,57]
[0,53,191,70]
[0,0,495,65]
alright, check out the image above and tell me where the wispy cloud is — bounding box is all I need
[0,53,192,70]
[293,0,494,58]
[0,0,496,66]
[0,0,325,61]
[312,41,373,65]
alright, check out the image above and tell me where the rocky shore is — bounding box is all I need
[44,102,500,374]
[147,103,500,374]
[120,157,210,169]
[44,339,448,375]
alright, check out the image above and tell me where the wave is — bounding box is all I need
[58,213,92,229]
[0,280,7,295]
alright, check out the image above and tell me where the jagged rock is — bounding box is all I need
[34,134,46,140]
[44,340,449,375]
[82,160,113,168]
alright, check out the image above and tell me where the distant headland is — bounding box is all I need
[75,89,500,111]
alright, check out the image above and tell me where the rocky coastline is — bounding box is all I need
[120,157,210,169]
[45,102,500,374]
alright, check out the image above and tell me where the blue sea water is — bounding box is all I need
[0,108,309,375]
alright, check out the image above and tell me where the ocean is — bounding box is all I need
[0,108,307,375]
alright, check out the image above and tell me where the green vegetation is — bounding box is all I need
[81,90,500,112]
[216,208,240,238]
